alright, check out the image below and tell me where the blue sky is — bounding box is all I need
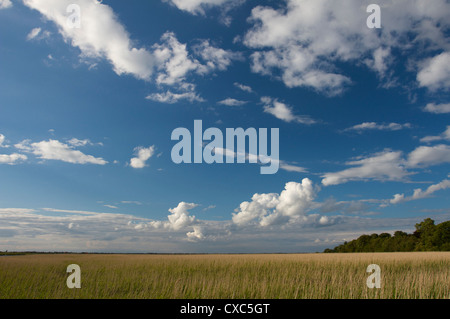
[0,0,449,253]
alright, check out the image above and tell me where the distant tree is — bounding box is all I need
[323,218,449,253]
[414,218,437,251]
[434,221,450,251]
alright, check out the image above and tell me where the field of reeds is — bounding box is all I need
[0,252,448,299]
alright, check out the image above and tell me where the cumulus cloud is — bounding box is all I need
[322,151,408,186]
[153,33,241,87]
[24,2,240,103]
[186,225,205,241]
[129,146,155,169]
[0,153,28,165]
[420,126,450,143]
[423,103,450,114]
[261,97,315,124]
[0,0,12,9]
[243,0,450,94]
[2,206,449,253]
[232,178,322,227]
[164,202,198,230]
[23,0,155,80]
[218,98,247,106]
[390,179,450,204]
[417,52,450,91]
[345,122,412,132]
[153,32,200,86]
[15,139,107,165]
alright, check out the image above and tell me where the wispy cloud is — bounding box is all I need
[146,90,205,104]
[234,82,253,93]
[423,103,450,114]
[217,98,247,106]
[344,122,412,132]
[15,139,107,165]
[390,179,450,204]
[261,97,315,124]
[322,150,408,186]
[420,126,450,143]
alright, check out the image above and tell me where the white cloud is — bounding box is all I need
[202,205,216,212]
[129,146,155,169]
[250,49,351,96]
[322,151,408,186]
[218,98,247,106]
[121,201,142,205]
[0,134,6,147]
[0,153,27,165]
[243,0,450,95]
[146,90,205,104]
[186,225,205,241]
[232,178,320,227]
[390,179,450,204]
[279,163,307,173]
[67,138,94,147]
[194,40,243,73]
[407,144,450,167]
[15,139,107,165]
[24,2,239,101]
[323,144,450,186]
[365,47,392,78]
[104,204,118,210]
[261,97,315,124]
[153,32,200,86]
[23,0,155,80]
[153,33,240,88]
[2,205,449,253]
[167,202,198,230]
[417,52,450,91]
[423,103,450,114]
[26,27,41,41]
[163,0,235,15]
[211,145,304,175]
[345,122,412,132]
[234,82,253,93]
[420,126,450,143]
[0,0,12,9]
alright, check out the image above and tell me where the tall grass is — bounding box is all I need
[0,252,448,299]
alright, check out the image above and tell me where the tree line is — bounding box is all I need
[324,218,450,253]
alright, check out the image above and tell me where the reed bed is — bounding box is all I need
[0,252,448,299]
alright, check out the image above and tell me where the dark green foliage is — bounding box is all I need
[324,218,450,253]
